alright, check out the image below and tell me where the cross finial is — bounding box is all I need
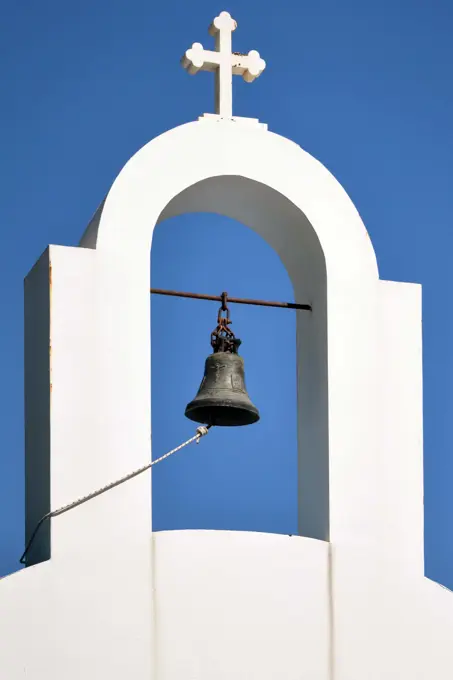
[181,11,266,119]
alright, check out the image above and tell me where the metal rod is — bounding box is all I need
[150,288,312,311]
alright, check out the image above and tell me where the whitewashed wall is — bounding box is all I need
[153,531,330,680]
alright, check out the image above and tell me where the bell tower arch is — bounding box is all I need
[77,119,380,546]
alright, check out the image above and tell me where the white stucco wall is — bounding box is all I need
[1,117,452,679]
[153,531,330,680]
[9,244,153,679]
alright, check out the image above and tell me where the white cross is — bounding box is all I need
[181,11,266,119]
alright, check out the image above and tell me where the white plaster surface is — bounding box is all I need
[153,531,330,680]
[1,117,452,679]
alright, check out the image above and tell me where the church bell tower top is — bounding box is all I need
[181,11,266,119]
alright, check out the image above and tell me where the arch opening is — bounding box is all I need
[153,176,329,541]
[151,212,298,534]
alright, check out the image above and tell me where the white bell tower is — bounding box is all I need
[1,10,452,680]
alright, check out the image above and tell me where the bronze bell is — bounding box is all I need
[185,293,260,427]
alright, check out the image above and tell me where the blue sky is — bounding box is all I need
[1,0,452,588]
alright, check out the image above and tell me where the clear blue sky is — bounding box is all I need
[1,0,452,588]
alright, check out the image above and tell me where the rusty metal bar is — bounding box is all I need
[150,288,312,311]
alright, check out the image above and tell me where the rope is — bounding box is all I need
[19,425,211,565]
